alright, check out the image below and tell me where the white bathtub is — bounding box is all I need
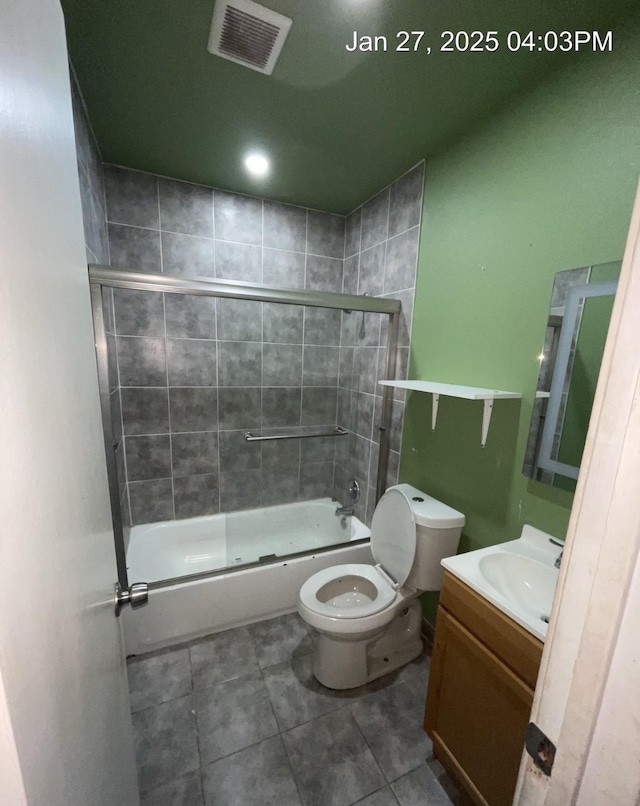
[123,498,373,655]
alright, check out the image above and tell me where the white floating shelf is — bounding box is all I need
[378,380,522,447]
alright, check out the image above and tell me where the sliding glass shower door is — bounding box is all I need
[90,268,400,589]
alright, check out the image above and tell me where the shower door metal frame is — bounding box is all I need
[89,265,401,591]
[90,283,138,609]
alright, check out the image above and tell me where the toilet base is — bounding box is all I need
[311,599,423,690]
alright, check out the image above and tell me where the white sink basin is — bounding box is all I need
[441,525,561,641]
[479,553,557,623]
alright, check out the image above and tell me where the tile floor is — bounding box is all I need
[127,613,461,806]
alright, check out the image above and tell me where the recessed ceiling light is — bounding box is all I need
[244,152,270,178]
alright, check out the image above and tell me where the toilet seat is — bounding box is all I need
[299,563,397,619]
[298,563,406,635]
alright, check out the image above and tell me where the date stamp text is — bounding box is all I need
[345,30,613,55]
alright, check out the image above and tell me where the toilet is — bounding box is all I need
[297,483,465,689]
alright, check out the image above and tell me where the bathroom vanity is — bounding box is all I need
[424,527,557,806]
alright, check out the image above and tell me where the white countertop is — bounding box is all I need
[441,525,562,641]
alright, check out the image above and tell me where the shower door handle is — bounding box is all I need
[114,582,148,617]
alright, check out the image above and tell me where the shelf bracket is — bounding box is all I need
[481,399,494,447]
[431,393,439,431]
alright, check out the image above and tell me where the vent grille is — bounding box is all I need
[220,7,279,68]
[208,0,292,75]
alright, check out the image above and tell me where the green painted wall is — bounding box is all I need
[399,26,640,623]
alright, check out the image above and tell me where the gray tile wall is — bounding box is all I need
[101,288,132,536]
[104,166,353,524]
[101,162,423,527]
[70,67,109,266]
[71,69,132,538]
[339,163,425,524]
[69,68,422,531]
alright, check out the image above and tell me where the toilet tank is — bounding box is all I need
[399,484,465,591]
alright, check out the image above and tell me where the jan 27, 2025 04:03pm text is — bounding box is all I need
[345,30,614,54]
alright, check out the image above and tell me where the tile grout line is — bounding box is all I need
[163,294,176,522]
[185,644,208,803]
[117,336,367,350]
[128,471,216,485]
[392,168,425,479]
[106,219,361,260]
[195,629,281,787]
[123,419,344,438]
[354,205,367,513]
[212,197,222,513]
[211,204,223,516]
[331,216,347,491]
[349,210,363,502]
[379,183,393,499]
[252,647,303,801]
[156,177,176,522]
[298,210,310,500]
[112,295,133,528]
[360,785,402,806]
[346,685,424,790]
[278,714,315,806]
[345,159,425,220]
[99,152,111,268]
[336,230,348,496]
[259,199,265,503]
[105,161,352,218]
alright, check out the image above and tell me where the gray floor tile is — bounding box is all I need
[327,669,406,703]
[262,653,345,731]
[425,757,446,778]
[391,763,455,805]
[247,613,314,669]
[202,735,301,806]
[395,651,431,706]
[140,770,204,806]
[283,710,385,806]
[190,626,260,690]
[354,786,399,805]
[196,672,279,764]
[425,760,462,805]
[132,695,199,794]
[128,648,191,713]
[127,621,447,805]
[350,683,432,782]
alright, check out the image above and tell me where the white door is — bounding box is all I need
[0,1,139,804]
[516,181,640,804]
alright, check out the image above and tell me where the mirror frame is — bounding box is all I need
[536,281,618,480]
[524,264,619,487]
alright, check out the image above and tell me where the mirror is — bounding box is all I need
[523,261,620,491]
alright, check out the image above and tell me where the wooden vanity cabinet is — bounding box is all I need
[424,571,543,806]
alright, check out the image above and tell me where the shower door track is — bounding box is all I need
[145,537,373,592]
[89,266,402,314]
[89,264,401,597]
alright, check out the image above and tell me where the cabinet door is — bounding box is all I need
[425,607,534,806]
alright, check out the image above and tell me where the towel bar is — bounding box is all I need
[244,426,348,442]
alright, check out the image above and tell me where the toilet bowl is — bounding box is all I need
[299,563,400,635]
[297,483,465,689]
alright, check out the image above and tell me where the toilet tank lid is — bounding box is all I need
[391,484,466,529]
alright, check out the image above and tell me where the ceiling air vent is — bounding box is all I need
[207,0,292,76]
